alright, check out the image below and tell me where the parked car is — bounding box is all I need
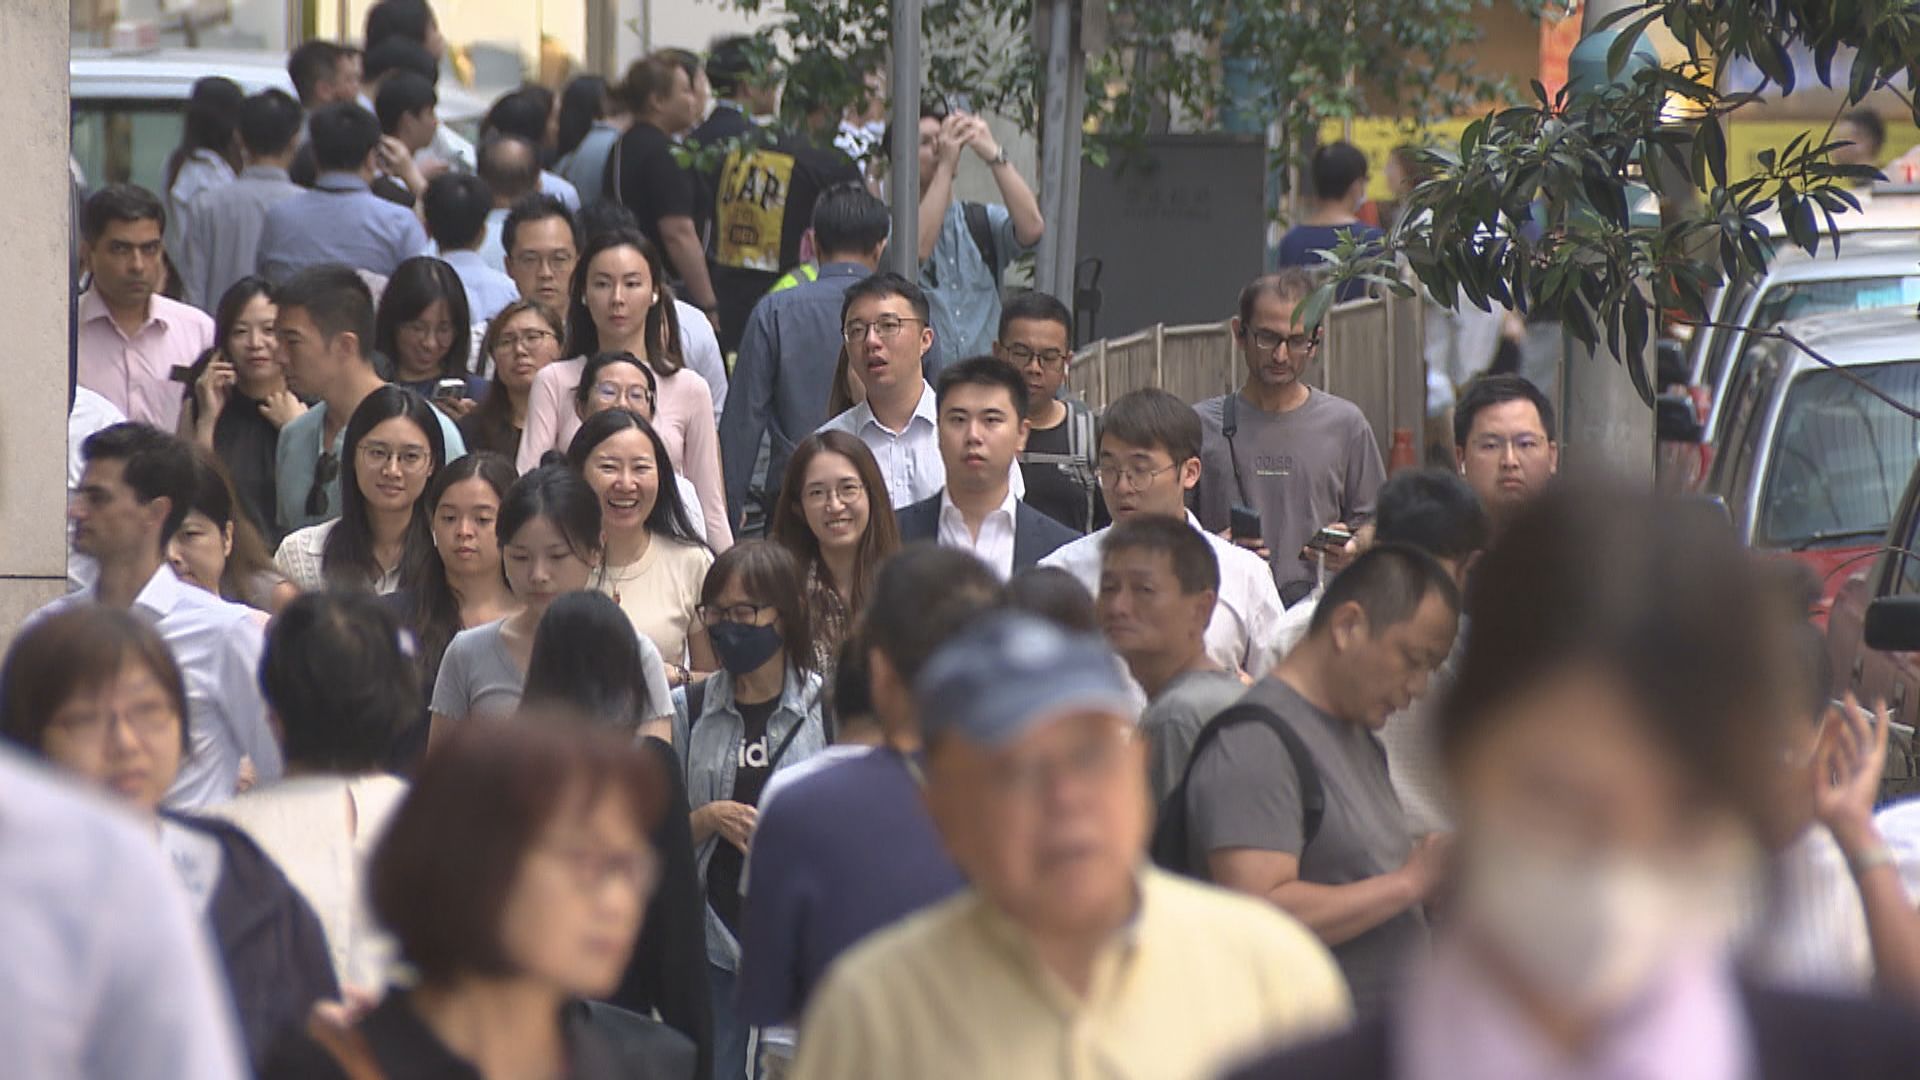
[1658,235,1920,489]
[1707,305,1920,620]
[70,47,488,195]
[1820,452,1920,804]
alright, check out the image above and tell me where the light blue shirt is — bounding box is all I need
[918,199,1035,365]
[539,170,581,212]
[556,123,621,208]
[275,395,468,534]
[439,248,521,326]
[255,172,430,283]
[180,164,303,310]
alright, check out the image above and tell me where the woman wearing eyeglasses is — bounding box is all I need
[375,257,485,417]
[677,540,827,1080]
[457,300,564,459]
[275,386,446,594]
[770,431,900,679]
[517,229,732,550]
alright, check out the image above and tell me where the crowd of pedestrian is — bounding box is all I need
[23,1,1920,1077]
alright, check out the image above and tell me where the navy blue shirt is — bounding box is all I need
[1277,222,1385,301]
[733,747,967,1026]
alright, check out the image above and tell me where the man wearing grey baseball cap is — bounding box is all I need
[790,612,1351,1080]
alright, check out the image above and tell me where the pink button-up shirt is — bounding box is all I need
[76,288,215,432]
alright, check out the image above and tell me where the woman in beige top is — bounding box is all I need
[567,408,715,688]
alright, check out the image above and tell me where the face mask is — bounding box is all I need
[1456,827,1748,1015]
[708,620,783,676]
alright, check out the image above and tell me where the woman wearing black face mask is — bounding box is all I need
[673,540,827,1080]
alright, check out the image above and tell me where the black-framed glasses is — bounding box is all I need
[697,602,774,627]
[305,450,339,518]
[1002,343,1070,369]
[1245,328,1320,357]
[843,316,924,343]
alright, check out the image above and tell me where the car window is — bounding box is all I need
[1751,276,1920,333]
[1759,360,1920,550]
[1702,276,1760,390]
[1710,347,1775,497]
[71,102,185,195]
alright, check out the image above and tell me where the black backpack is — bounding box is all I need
[962,201,1002,285]
[1150,702,1324,879]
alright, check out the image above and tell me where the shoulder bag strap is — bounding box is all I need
[304,1012,387,1080]
[1221,392,1255,510]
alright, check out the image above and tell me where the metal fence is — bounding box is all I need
[1068,291,1427,462]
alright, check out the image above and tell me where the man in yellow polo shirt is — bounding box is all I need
[790,612,1352,1080]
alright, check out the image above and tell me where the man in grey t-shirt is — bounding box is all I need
[1194,269,1386,602]
[1096,515,1249,804]
[1186,544,1460,1015]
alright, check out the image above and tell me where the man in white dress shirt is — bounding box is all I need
[818,273,1020,510]
[0,747,248,1080]
[893,357,1075,578]
[1042,388,1287,678]
[36,423,281,808]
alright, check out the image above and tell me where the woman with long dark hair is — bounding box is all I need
[458,300,564,458]
[769,431,900,676]
[404,451,519,698]
[518,587,713,1075]
[567,409,714,686]
[275,386,446,594]
[430,465,672,742]
[375,256,483,407]
[169,444,298,618]
[164,75,244,250]
[518,228,731,548]
[180,277,308,539]
[554,74,625,206]
[677,540,828,1080]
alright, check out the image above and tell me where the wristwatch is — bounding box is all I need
[988,148,1011,167]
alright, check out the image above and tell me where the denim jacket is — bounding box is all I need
[671,665,828,971]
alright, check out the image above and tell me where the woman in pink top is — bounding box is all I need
[517,230,732,549]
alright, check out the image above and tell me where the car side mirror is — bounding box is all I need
[1866,595,1920,651]
[1655,392,1703,443]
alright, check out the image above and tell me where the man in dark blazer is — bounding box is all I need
[896,357,1077,577]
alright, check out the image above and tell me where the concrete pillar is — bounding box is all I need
[0,0,79,644]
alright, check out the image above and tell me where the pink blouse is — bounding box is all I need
[518,357,733,550]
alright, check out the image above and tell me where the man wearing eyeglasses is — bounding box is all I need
[1450,374,1558,534]
[1195,270,1386,605]
[721,185,892,533]
[817,273,1022,510]
[273,265,467,536]
[999,290,1106,535]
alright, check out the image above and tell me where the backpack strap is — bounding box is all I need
[1068,402,1098,528]
[963,201,1002,285]
[1175,699,1328,849]
[1219,391,1256,512]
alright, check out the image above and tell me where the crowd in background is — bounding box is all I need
[19,1,1920,1078]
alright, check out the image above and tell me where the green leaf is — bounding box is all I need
[1698,115,1728,190]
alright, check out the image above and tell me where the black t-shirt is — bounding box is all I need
[689,106,756,245]
[208,390,287,543]
[609,122,696,256]
[705,695,777,934]
[1019,416,1108,535]
[709,134,863,352]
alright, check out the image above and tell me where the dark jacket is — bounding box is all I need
[895,490,1079,572]
[168,812,341,1071]
[1224,985,1920,1080]
[261,988,696,1079]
